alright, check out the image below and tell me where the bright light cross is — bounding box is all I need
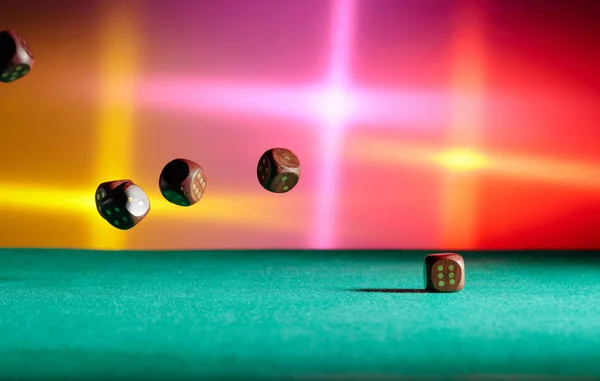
[312,86,354,126]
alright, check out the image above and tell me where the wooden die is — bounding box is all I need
[0,30,34,83]
[424,253,465,293]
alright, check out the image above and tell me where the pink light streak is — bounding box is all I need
[134,79,597,133]
[136,79,451,129]
[313,0,357,248]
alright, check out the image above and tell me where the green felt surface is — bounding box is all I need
[0,249,599,380]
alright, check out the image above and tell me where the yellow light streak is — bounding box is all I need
[0,183,301,233]
[0,184,94,213]
[434,149,490,172]
[346,138,600,190]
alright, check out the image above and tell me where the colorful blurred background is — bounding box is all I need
[0,0,598,251]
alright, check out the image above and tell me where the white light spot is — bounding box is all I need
[314,86,353,125]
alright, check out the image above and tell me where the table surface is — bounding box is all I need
[0,249,599,380]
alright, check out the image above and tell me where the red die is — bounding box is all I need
[0,30,34,83]
[159,158,207,207]
[424,253,465,293]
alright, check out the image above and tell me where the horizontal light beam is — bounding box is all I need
[135,78,451,129]
[0,184,302,231]
[346,138,600,190]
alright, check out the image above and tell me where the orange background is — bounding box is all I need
[0,0,598,250]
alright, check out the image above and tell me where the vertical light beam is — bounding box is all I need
[91,3,140,250]
[441,0,487,249]
[313,0,357,248]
